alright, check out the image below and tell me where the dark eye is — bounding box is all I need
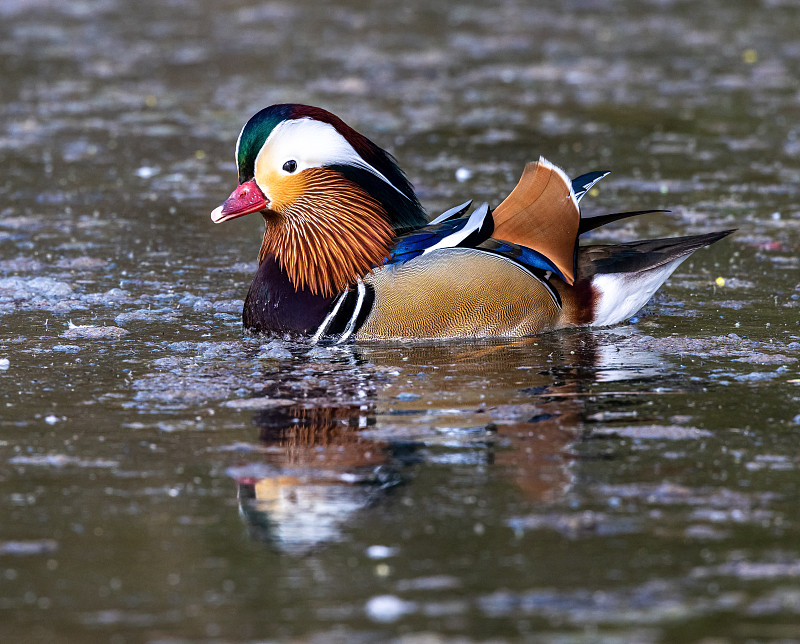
[282,160,297,173]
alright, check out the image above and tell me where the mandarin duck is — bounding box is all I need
[211,104,732,342]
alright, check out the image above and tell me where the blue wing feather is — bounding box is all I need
[389,217,472,264]
[388,203,493,265]
[572,171,610,203]
[476,238,565,280]
[392,170,611,267]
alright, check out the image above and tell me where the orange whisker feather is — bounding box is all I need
[258,169,394,297]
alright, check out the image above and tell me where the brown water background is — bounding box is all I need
[1,1,800,641]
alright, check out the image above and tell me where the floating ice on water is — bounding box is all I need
[259,347,292,360]
[223,397,296,410]
[366,545,397,559]
[62,325,129,339]
[365,595,415,622]
[51,345,82,353]
[115,308,178,325]
[0,276,72,299]
[225,463,283,480]
[305,346,334,359]
[394,392,421,401]
[9,454,118,468]
[735,371,779,382]
[135,166,159,178]
[0,540,59,556]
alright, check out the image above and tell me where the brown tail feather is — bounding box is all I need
[492,158,580,285]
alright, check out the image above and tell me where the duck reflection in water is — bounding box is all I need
[230,331,667,552]
[232,404,415,553]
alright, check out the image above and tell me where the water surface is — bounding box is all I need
[1,1,800,642]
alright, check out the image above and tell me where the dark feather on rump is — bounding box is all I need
[578,230,736,277]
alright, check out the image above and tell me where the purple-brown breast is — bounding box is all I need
[243,254,336,335]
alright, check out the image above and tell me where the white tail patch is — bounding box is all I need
[591,255,689,327]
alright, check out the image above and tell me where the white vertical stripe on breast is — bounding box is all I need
[336,281,366,344]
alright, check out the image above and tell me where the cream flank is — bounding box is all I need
[590,255,689,328]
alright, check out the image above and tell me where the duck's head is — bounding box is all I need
[211,104,426,296]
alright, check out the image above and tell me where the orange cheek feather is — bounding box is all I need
[255,168,395,297]
[257,170,307,215]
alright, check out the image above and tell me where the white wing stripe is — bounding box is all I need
[428,200,473,225]
[422,203,489,255]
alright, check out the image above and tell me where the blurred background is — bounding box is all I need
[1,0,800,642]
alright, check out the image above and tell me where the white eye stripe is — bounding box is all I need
[254,118,409,200]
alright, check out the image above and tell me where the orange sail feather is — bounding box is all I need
[491,158,580,285]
